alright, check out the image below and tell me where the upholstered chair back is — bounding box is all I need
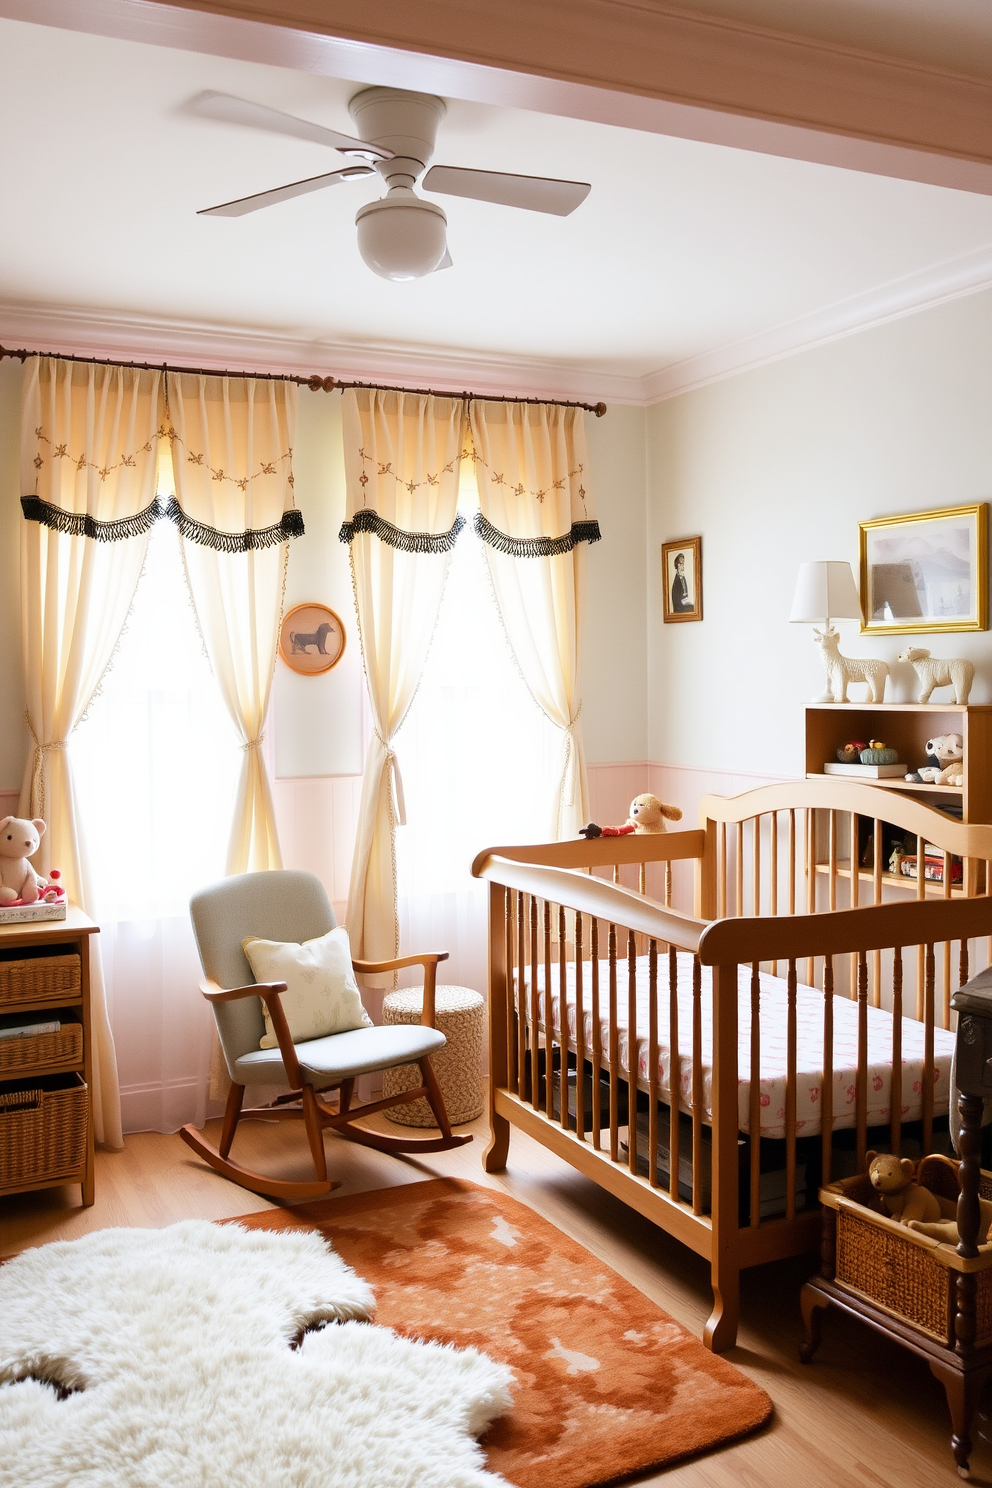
[190,870,337,1072]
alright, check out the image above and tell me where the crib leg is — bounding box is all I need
[483,1110,510,1172]
[705,1258,740,1352]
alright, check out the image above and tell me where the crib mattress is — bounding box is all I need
[519,951,953,1140]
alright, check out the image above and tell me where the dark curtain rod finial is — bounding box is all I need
[0,346,606,416]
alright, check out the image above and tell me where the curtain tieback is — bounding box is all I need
[242,733,265,752]
[560,706,582,809]
[26,715,70,821]
[374,729,407,827]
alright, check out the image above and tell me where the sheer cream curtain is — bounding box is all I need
[468,401,600,839]
[165,372,300,875]
[340,388,467,972]
[19,356,166,1147]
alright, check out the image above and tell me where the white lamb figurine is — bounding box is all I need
[897,647,974,705]
[813,627,888,703]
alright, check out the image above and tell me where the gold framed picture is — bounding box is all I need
[279,603,346,675]
[859,504,987,635]
[662,536,702,623]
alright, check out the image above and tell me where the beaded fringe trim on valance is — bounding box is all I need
[338,508,467,553]
[472,512,602,557]
[21,494,305,551]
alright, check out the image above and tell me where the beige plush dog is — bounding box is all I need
[579,793,682,839]
[0,816,48,904]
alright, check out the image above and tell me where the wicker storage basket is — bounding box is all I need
[821,1158,992,1348]
[0,1022,82,1075]
[0,1073,88,1186]
[0,953,81,1005]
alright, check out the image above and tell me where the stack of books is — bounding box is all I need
[823,761,904,779]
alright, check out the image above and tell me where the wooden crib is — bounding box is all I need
[471,779,992,1352]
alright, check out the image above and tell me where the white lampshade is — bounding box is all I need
[789,561,862,624]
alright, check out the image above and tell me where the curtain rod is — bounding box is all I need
[0,345,607,416]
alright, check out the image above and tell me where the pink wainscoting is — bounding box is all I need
[0,790,20,820]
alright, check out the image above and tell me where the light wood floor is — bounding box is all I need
[1,1105,986,1488]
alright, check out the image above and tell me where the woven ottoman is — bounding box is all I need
[382,985,485,1127]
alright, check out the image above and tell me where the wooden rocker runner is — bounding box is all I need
[180,870,470,1201]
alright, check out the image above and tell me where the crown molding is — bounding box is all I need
[3,240,991,412]
[0,301,646,405]
[643,241,992,402]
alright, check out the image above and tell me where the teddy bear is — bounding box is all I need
[866,1150,992,1244]
[0,816,49,905]
[579,793,682,838]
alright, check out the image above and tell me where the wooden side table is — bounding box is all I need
[0,908,99,1207]
[801,967,992,1479]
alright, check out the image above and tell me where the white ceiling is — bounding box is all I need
[1,12,991,402]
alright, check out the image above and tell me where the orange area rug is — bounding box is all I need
[236,1178,771,1488]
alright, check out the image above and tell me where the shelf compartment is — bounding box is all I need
[0,953,81,1005]
[0,1022,82,1076]
[0,1073,88,1189]
[813,861,967,898]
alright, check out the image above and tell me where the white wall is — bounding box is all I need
[646,287,992,780]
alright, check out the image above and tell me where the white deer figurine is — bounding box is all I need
[897,647,974,705]
[813,627,888,703]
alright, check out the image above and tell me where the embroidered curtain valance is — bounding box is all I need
[338,389,600,556]
[21,357,302,551]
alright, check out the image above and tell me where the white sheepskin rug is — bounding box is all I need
[0,1219,514,1488]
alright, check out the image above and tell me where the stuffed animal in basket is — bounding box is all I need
[867,1151,992,1243]
[579,793,682,839]
[0,816,49,905]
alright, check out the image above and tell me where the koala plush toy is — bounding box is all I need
[0,816,48,905]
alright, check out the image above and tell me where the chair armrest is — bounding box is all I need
[351,952,448,1028]
[198,977,302,1088]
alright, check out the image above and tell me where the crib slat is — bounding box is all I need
[717,822,727,920]
[805,809,816,987]
[856,950,869,1173]
[669,946,681,1205]
[591,917,602,1148]
[890,948,903,1158]
[544,901,553,1119]
[648,939,659,1187]
[788,809,797,918]
[786,959,798,1221]
[749,961,761,1229]
[753,819,761,918]
[924,942,935,1154]
[608,923,619,1164]
[822,956,834,1187]
[505,889,517,1094]
[665,862,673,909]
[828,811,837,913]
[517,892,527,1101]
[529,894,540,1112]
[735,823,744,919]
[691,956,703,1216]
[770,812,779,977]
[558,903,568,1131]
[575,911,586,1139]
[627,931,638,1175]
[960,936,970,993]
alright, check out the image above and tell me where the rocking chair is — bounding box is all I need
[179,869,471,1201]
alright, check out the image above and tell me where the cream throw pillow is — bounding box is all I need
[243,927,373,1050]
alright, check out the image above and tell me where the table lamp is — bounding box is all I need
[790,561,863,702]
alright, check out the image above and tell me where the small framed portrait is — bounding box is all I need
[859,504,987,635]
[279,602,346,675]
[662,537,702,623]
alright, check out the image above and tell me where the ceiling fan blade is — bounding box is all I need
[198,165,375,218]
[187,91,393,161]
[434,248,454,271]
[423,165,590,217]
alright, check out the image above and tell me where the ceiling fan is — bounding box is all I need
[192,86,591,281]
